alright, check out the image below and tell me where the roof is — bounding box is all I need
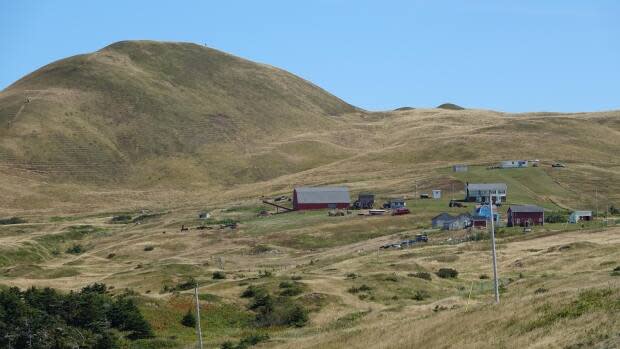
[571,210,592,216]
[467,183,507,191]
[390,198,405,203]
[471,215,487,221]
[509,205,544,213]
[432,213,454,221]
[294,187,350,204]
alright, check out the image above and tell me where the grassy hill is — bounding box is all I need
[1,40,619,214]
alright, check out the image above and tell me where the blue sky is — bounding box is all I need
[1,1,618,112]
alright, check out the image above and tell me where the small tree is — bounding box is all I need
[436,268,458,279]
[181,310,196,328]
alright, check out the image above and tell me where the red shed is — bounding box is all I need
[293,187,350,211]
[471,215,488,229]
[507,205,544,227]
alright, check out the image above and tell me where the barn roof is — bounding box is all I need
[467,183,508,191]
[509,205,544,213]
[294,187,350,204]
[432,213,454,221]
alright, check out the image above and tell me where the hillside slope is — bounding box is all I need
[0,40,355,185]
[0,41,619,214]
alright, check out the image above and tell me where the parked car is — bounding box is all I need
[415,234,428,242]
[392,207,410,215]
[449,200,465,208]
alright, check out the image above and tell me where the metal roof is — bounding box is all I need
[509,205,544,213]
[467,183,507,191]
[294,187,350,204]
[571,210,592,216]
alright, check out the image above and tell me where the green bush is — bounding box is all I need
[612,266,620,276]
[408,272,431,281]
[412,290,430,301]
[221,333,269,349]
[545,211,568,223]
[0,283,152,347]
[436,268,458,279]
[66,244,84,254]
[279,282,303,297]
[110,215,132,224]
[385,275,399,282]
[479,274,490,279]
[291,275,303,280]
[241,286,266,299]
[243,287,309,328]
[143,245,154,251]
[212,271,226,280]
[348,284,372,294]
[258,270,273,278]
[0,217,26,225]
[181,310,196,327]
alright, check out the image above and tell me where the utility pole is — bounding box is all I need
[194,287,203,349]
[595,187,598,220]
[489,191,500,304]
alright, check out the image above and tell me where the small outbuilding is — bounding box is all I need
[432,189,441,199]
[388,198,406,209]
[432,212,471,230]
[293,186,350,211]
[453,164,468,172]
[507,205,544,227]
[471,215,488,229]
[500,160,528,168]
[353,193,375,209]
[569,210,592,224]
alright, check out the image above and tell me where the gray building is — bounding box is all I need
[465,183,507,203]
[432,212,471,230]
[500,160,528,168]
[453,164,468,172]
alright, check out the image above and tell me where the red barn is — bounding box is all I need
[507,205,544,227]
[293,187,350,210]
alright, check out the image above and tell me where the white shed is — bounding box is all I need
[432,190,441,199]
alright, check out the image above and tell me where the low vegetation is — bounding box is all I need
[0,217,26,225]
[436,268,459,279]
[0,283,152,348]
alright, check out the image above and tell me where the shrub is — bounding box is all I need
[258,270,272,278]
[143,245,154,252]
[609,204,619,215]
[408,272,431,281]
[221,333,269,349]
[241,286,266,299]
[181,310,196,327]
[436,268,458,279]
[277,281,304,296]
[385,275,399,282]
[106,253,116,259]
[66,244,84,254]
[545,211,568,223]
[110,215,132,224]
[479,274,490,279]
[212,271,226,280]
[345,272,359,279]
[535,287,548,294]
[255,299,308,328]
[0,217,26,225]
[175,277,197,291]
[412,290,430,301]
[291,275,303,280]
[612,266,620,276]
[348,284,372,294]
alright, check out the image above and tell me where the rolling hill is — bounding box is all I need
[0,40,619,215]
